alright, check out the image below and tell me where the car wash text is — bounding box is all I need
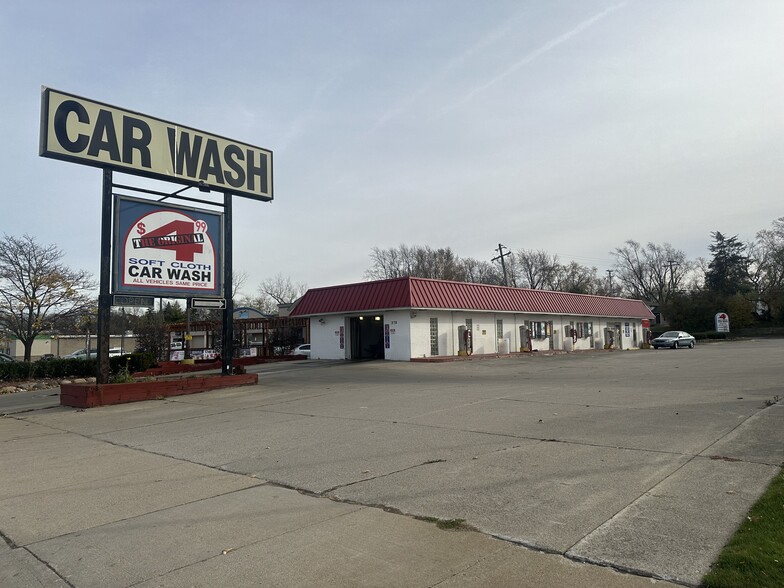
[40,88,273,202]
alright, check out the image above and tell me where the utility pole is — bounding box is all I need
[606,269,614,296]
[492,244,513,286]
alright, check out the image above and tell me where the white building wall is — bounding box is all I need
[309,311,646,361]
[410,311,455,358]
[409,313,430,358]
[383,311,412,361]
[309,315,347,360]
[562,317,599,351]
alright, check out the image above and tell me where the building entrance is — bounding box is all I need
[349,315,385,359]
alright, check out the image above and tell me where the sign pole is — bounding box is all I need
[222,192,234,375]
[97,168,113,384]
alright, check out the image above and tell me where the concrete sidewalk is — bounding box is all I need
[2,342,782,587]
[0,418,675,588]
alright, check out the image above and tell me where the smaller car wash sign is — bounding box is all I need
[114,196,222,298]
[715,312,730,333]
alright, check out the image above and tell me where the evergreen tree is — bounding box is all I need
[162,301,186,323]
[705,232,750,296]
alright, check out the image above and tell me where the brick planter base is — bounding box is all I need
[60,374,258,408]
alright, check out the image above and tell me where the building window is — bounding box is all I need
[430,318,439,356]
[576,322,593,338]
[527,321,548,339]
[496,319,503,340]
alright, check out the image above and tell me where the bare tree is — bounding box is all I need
[514,249,560,289]
[611,241,691,304]
[459,257,503,285]
[549,261,602,294]
[232,270,248,300]
[255,273,308,315]
[0,234,95,361]
[365,245,407,280]
[748,217,784,319]
[366,244,501,284]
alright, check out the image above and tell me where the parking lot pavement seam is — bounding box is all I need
[0,528,16,549]
[426,544,513,588]
[19,482,268,551]
[0,405,62,417]
[564,552,692,587]
[249,471,685,588]
[321,459,448,494]
[3,414,72,435]
[116,505,365,588]
[695,400,782,462]
[490,533,693,587]
[24,546,76,588]
[169,389,337,410]
[700,454,782,467]
[562,450,700,555]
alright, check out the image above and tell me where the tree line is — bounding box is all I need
[2,218,782,360]
[0,231,310,362]
[364,217,784,331]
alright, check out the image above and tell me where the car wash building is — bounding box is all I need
[290,277,655,361]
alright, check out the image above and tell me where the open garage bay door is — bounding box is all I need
[349,315,384,359]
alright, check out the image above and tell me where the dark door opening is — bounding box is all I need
[349,316,384,359]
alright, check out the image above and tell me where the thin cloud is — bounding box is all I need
[363,5,535,138]
[444,1,629,113]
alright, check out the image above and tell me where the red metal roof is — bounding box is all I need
[291,277,655,319]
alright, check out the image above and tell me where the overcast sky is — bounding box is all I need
[2,1,782,297]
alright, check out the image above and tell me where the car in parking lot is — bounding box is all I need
[652,331,696,349]
[0,352,16,362]
[63,349,98,359]
[289,344,311,358]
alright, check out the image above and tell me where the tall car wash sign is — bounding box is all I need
[114,196,222,298]
[40,88,273,201]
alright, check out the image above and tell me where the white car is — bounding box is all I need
[289,344,311,358]
[651,331,696,349]
[64,348,126,359]
[64,349,97,359]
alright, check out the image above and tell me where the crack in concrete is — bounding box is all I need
[26,547,78,588]
[321,459,447,494]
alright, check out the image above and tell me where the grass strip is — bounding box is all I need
[702,470,784,587]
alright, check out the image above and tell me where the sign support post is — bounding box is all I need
[222,192,234,375]
[97,169,113,384]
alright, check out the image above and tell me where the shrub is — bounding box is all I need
[706,332,728,340]
[0,361,32,382]
[1,352,158,382]
[110,352,156,375]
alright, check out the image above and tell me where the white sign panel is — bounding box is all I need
[40,87,273,201]
[114,196,222,297]
[715,312,730,333]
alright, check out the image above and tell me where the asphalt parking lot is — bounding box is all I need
[2,339,782,586]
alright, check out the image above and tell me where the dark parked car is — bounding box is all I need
[652,331,695,349]
[0,352,16,362]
